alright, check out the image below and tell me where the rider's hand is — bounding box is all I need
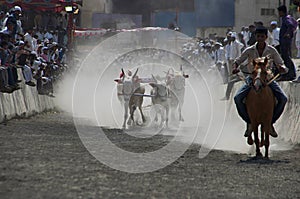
[278,65,289,74]
[232,63,240,74]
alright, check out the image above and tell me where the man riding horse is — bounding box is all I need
[232,26,289,138]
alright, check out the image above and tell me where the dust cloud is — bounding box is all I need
[55,29,292,155]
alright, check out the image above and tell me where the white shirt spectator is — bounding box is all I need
[295,25,300,58]
[44,31,53,40]
[35,30,44,41]
[229,33,244,61]
[214,45,226,64]
[241,29,250,47]
[271,27,280,47]
[24,32,34,51]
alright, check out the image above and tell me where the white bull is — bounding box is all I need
[114,68,146,129]
[149,75,170,127]
[166,67,189,122]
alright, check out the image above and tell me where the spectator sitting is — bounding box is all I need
[0,40,20,91]
[44,29,53,40]
[24,28,35,52]
[0,59,13,93]
[40,46,49,62]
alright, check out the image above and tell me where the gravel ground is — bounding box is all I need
[0,112,299,199]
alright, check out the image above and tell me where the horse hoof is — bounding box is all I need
[256,152,263,158]
[264,156,269,160]
[247,137,254,145]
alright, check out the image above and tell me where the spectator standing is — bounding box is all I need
[0,11,6,28]
[220,32,244,100]
[213,42,228,84]
[277,5,297,81]
[270,21,281,53]
[293,18,300,83]
[224,32,233,81]
[295,18,300,58]
[247,24,256,46]
[5,6,23,39]
[241,26,250,47]
[229,32,244,80]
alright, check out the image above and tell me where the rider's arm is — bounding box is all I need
[233,48,250,68]
[271,48,289,74]
[232,48,251,74]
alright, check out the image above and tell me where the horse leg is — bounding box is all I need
[264,125,271,159]
[247,132,254,145]
[253,124,262,158]
[260,125,265,147]
[247,125,253,145]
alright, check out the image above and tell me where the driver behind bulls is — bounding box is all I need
[232,26,288,138]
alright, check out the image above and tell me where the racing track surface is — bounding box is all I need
[0,112,299,198]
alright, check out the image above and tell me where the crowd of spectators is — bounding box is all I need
[0,5,68,96]
[180,17,300,99]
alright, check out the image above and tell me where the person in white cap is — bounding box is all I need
[4,5,23,39]
[291,18,300,83]
[228,32,244,80]
[213,42,228,85]
[270,21,281,53]
[295,18,300,58]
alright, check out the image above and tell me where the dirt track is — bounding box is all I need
[0,112,299,199]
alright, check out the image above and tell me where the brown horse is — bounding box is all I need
[245,57,276,158]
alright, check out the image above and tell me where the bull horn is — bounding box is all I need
[132,68,139,79]
[121,68,125,80]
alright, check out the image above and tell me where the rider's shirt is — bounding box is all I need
[233,41,284,75]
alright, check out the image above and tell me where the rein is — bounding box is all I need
[266,73,280,85]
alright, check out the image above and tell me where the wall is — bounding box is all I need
[234,0,279,31]
[80,0,109,28]
[0,70,55,123]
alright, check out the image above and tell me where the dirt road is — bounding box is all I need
[0,112,299,198]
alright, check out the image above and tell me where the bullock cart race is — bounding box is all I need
[0,1,300,198]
